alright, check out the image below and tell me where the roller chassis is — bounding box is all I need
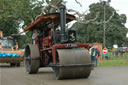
[25,43,92,79]
[24,5,92,79]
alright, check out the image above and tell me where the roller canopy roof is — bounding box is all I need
[24,13,76,32]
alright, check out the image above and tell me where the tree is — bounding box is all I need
[0,0,43,48]
[73,2,127,47]
[0,0,43,34]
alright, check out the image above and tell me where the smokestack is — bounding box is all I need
[0,31,3,38]
[60,4,66,43]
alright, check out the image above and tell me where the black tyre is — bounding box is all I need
[10,63,16,66]
[16,63,20,67]
[24,44,40,74]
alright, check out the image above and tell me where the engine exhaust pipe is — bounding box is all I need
[60,5,66,43]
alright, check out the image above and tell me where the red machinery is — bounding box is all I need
[24,5,92,79]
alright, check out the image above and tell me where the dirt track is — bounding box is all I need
[0,64,128,85]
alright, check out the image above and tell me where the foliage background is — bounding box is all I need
[72,3,127,47]
[0,0,127,48]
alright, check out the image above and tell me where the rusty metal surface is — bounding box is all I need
[55,48,91,79]
[24,13,76,32]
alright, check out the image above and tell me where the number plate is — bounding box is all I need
[65,44,77,47]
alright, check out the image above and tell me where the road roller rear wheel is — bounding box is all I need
[53,48,92,79]
[24,44,40,74]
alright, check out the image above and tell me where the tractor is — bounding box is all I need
[24,5,92,79]
[0,31,23,66]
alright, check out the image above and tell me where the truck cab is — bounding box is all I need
[0,37,15,50]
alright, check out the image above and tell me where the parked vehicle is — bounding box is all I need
[0,31,23,66]
[117,47,128,53]
[122,47,128,53]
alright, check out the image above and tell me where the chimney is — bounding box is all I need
[0,31,3,38]
[60,5,66,43]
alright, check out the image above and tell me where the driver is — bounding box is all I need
[32,29,39,44]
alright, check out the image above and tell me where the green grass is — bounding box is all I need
[98,60,128,66]
[98,51,128,66]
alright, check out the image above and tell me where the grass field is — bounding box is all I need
[97,51,128,66]
[98,60,128,66]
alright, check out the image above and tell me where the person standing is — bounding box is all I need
[89,46,96,67]
[0,42,3,50]
[95,48,100,66]
[15,42,19,50]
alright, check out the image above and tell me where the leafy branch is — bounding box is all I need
[36,0,115,25]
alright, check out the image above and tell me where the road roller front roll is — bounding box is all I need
[53,48,92,79]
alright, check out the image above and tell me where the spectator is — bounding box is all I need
[0,42,3,50]
[32,29,39,44]
[103,51,109,60]
[89,46,96,67]
[95,48,100,66]
[15,42,18,50]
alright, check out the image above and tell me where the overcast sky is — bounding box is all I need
[65,0,128,28]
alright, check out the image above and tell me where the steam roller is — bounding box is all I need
[53,49,91,79]
[23,4,92,80]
